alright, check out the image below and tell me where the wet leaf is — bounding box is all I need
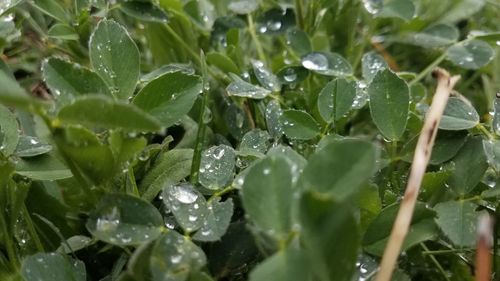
[162,183,208,232]
[192,198,233,242]
[439,97,479,130]
[368,69,410,141]
[265,100,284,139]
[276,66,309,85]
[256,8,295,35]
[361,51,387,82]
[14,135,52,157]
[434,200,479,247]
[446,40,495,69]
[21,252,85,281]
[0,104,19,156]
[317,78,357,123]
[120,1,168,23]
[251,60,281,92]
[226,73,271,99]
[90,20,140,99]
[279,109,320,140]
[86,193,163,246]
[199,145,235,190]
[301,52,352,77]
[286,28,311,56]
[228,0,258,14]
[15,154,72,180]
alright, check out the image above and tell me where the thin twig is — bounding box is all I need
[375,68,461,281]
[475,213,493,281]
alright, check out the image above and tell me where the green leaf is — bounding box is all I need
[447,137,488,195]
[438,0,486,23]
[226,73,271,99]
[317,78,357,123]
[140,149,193,201]
[42,57,111,103]
[299,192,358,281]
[120,1,168,23]
[58,95,161,132]
[133,71,202,127]
[241,156,293,238]
[57,235,93,254]
[199,145,235,190]
[228,0,258,14]
[401,24,459,49]
[150,231,207,281]
[446,40,495,69]
[249,246,311,281]
[265,100,284,139]
[90,19,140,99]
[0,104,19,156]
[286,28,311,56]
[162,183,209,232]
[302,139,377,200]
[15,154,72,180]
[251,60,281,92]
[377,0,415,21]
[439,97,480,130]
[238,129,270,157]
[31,0,69,23]
[256,8,295,35]
[21,253,85,281]
[14,135,52,157]
[363,202,438,256]
[279,109,320,140]
[368,69,410,141]
[206,52,240,74]
[434,200,479,247]
[361,51,388,82]
[86,193,163,246]
[276,66,309,85]
[47,23,79,40]
[192,197,233,242]
[493,96,500,136]
[301,52,353,77]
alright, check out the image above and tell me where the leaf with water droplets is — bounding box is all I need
[251,60,281,92]
[317,78,357,123]
[439,97,479,130]
[162,183,208,232]
[226,73,271,99]
[0,104,19,156]
[133,71,203,128]
[90,19,140,99]
[363,202,438,256]
[199,145,236,190]
[241,156,293,239]
[150,231,207,281]
[301,139,377,200]
[265,100,284,139]
[238,129,271,157]
[56,235,93,254]
[377,0,415,21]
[256,8,295,35]
[368,69,410,141]
[192,198,233,242]
[86,193,163,246]
[493,96,500,136]
[361,51,387,82]
[58,95,161,132]
[447,137,488,195]
[279,109,320,140]
[286,28,311,56]
[15,153,72,180]
[120,1,168,23]
[14,135,52,157]
[299,192,359,281]
[301,52,352,77]
[400,24,459,49]
[438,0,486,24]
[140,149,193,201]
[21,252,86,281]
[446,40,495,69]
[42,57,111,105]
[277,66,309,85]
[434,200,480,247]
[483,139,500,172]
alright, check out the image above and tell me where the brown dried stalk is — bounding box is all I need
[375,68,461,281]
[475,214,493,281]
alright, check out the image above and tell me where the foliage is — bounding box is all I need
[0,0,499,280]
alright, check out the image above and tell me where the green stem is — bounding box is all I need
[190,91,209,184]
[351,18,376,72]
[294,0,305,30]
[163,24,202,66]
[420,243,452,281]
[421,247,473,255]
[22,205,44,252]
[126,169,139,196]
[0,211,18,271]
[409,53,447,86]
[477,123,496,140]
[247,14,267,64]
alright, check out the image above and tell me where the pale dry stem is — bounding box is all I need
[375,68,461,281]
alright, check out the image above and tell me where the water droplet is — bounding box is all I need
[302,53,329,71]
[170,184,198,204]
[362,0,383,14]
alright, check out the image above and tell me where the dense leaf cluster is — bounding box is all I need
[0,0,499,280]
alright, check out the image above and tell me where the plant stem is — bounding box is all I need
[0,211,18,271]
[163,24,202,66]
[246,14,267,64]
[22,204,44,252]
[294,0,305,30]
[375,68,461,281]
[420,243,452,281]
[477,123,495,140]
[409,53,446,86]
[421,248,472,255]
